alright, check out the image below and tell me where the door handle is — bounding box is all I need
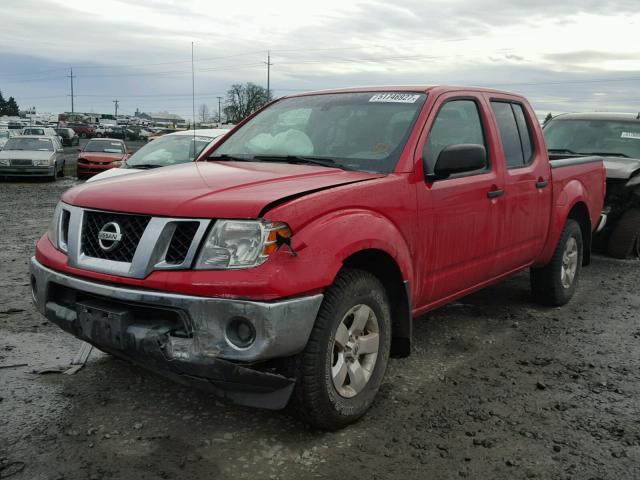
[536,178,549,189]
[487,189,504,199]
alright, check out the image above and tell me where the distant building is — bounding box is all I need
[138,112,186,127]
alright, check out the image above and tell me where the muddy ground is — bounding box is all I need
[1,153,639,479]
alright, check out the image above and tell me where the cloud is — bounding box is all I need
[1,0,639,115]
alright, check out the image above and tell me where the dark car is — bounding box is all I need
[544,112,640,258]
[69,124,95,139]
[55,128,80,146]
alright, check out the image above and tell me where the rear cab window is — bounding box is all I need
[491,100,535,168]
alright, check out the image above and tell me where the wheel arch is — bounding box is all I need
[567,201,592,265]
[342,249,412,358]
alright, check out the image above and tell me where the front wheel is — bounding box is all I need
[607,208,640,259]
[290,268,391,430]
[531,219,583,306]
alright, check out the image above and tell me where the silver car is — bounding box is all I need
[0,129,18,150]
[0,135,65,180]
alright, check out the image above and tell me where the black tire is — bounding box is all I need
[290,268,391,430]
[48,164,57,182]
[80,132,87,138]
[607,208,640,259]
[531,219,583,306]
[57,161,65,178]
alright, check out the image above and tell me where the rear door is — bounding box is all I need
[487,96,552,271]
[415,93,506,306]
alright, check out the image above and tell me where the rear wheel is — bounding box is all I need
[290,268,391,430]
[531,219,583,306]
[607,208,640,259]
[80,132,87,138]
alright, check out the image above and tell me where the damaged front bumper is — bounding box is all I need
[29,257,323,409]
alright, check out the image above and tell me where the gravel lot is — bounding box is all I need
[1,153,639,479]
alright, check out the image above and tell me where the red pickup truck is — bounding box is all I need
[31,86,605,430]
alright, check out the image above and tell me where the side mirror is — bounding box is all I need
[427,144,486,180]
[77,148,82,152]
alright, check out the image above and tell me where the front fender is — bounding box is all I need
[290,208,414,291]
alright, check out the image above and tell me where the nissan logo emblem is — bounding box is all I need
[97,222,123,252]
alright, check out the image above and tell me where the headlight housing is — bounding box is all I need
[0,159,9,166]
[35,158,51,166]
[47,202,63,249]
[47,202,69,252]
[195,219,292,269]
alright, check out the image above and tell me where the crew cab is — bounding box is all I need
[30,86,605,430]
[544,112,640,258]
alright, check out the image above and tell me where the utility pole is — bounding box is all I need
[265,51,273,101]
[113,99,119,118]
[217,96,222,124]
[67,68,75,113]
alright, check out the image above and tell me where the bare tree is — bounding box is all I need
[198,103,209,124]
[224,83,269,124]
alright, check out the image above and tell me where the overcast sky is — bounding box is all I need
[1,0,639,119]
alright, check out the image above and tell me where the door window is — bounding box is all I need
[424,99,488,175]
[491,101,535,168]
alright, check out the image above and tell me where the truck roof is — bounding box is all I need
[286,85,523,98]
[552,112,640,122]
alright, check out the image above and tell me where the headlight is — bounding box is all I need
[195,219,292,269]
[0,159,9,166]
[47,202,63,249]
[35,158,51,166]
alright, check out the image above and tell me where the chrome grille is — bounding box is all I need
[61,205,210,278]
[81,211,150,262]
[165,222,200,264]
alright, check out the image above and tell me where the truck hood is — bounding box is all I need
[62,161,383,218]
[0,150,53,160]
[603,157,640,179]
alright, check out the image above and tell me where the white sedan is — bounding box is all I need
[87,129,228,182]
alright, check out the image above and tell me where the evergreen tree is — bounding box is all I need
[5,97,19,116]
[0,90,6,116]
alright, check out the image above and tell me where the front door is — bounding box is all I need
[415,94,506,307]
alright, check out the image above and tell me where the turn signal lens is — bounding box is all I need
[262,224,292,256]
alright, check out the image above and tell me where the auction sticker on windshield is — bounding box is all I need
[621,132,640,140]
[369,93,421,103]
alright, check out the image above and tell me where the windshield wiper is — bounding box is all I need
[207,154,253,162]
[548,148,579,154]
[584,152,630,158]
[252,155,355,171]
[129,164,162,170]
